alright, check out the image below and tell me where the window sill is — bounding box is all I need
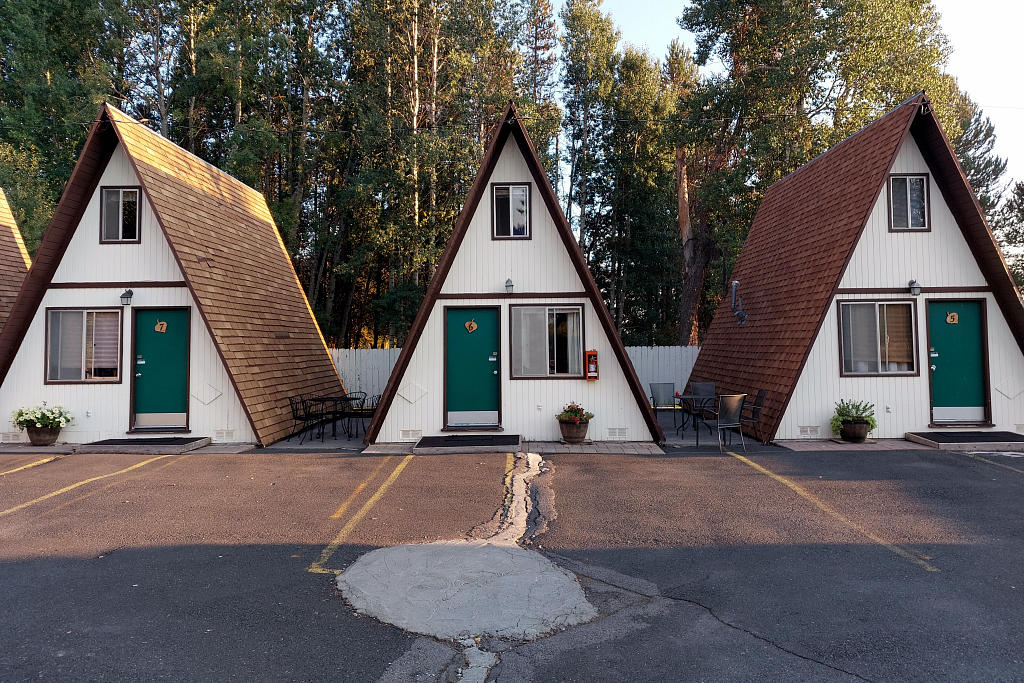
[927,422,993,429]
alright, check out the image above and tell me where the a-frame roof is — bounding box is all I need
[690,92,1024,442]
[0,104,342,445]
[365,103,664,443]
[0,188,31,331]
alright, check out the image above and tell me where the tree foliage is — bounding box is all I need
[0,0,1014,347]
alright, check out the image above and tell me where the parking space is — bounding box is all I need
[526,446,1024,681]
[0,451,508,681]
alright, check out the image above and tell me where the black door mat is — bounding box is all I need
[414,434,521,454]
[417,435,520,448]
[87,438,200,446]
[78,436,211,454]
[907,431,1024,443]
[906,431,1024,452]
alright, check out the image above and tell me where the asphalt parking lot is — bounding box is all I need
[0,451,507,681]
[1,445,1023,681]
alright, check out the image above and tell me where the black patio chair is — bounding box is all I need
[288,395,319,444]
[681,381,717,440]
[742,389,767,443]
[715,394,748,452]
[650,383,679,429]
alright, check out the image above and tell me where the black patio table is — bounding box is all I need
[308,393,366,438]
[675,394,718,435]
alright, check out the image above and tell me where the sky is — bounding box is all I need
[597,0,1024,187]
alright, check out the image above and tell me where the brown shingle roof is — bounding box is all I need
[690,92,1024,441]
[0,105,342,445]
[0,189,31,332]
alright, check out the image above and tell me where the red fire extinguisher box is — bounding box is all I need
[585,350,599,380]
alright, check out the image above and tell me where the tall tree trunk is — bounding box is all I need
[676,148,704,346]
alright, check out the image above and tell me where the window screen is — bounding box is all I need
[47,309,120,382]
[890,176,927,230]
[511,306,582,377]
[493,185,529,238]
[840,302,915,375]
[102,188,140,241]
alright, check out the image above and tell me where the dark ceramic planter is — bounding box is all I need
[558,420,590,444]
[26,426,61,446]
[839,419,870,443]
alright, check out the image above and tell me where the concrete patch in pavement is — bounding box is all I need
[337,539,596,641]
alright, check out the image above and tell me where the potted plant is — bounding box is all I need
[556,402,594,444]
[830,399,877,443]
[11,403,73,446]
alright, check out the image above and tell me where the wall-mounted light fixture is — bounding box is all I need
[120,289,134,306]
[908,279,921,296]
[505,278,514,295]
[731,280,748,324]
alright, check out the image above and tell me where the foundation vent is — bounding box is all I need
[400,429,422,442]
[215,429,234,441]
[1,431,21,443]
[798,425,821,438]
[606,427,630,441]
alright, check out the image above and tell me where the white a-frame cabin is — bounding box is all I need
[0,104,343,446]
[366,104,662,445]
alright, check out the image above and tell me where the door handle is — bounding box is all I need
[492,370,498,375]
[135,373,142,377]
[930,365,936,371]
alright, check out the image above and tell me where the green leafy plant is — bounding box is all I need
[830,399,877,435]
[556,402,594,424]
[11,403,73,430]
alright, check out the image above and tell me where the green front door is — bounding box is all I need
[133,308,189,428]
[445,307,500,426]
[928,300,987,423]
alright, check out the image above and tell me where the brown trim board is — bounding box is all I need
[365,103,663,444]
[436,291,588,300]
[48,281,189,290]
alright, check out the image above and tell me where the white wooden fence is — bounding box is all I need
[330,345,700,398]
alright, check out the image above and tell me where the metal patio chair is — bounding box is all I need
[742,389,767,444]
[287,395,319,444]
[682,381,717,441]
[650,382,679,430]
[716,394,748,452]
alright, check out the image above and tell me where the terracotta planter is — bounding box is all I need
[839,419,870,443]
[26,426,61,446]
[559,420,590,444]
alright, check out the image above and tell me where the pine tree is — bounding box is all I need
[954,99,1008,220]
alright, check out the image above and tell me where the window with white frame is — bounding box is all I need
[101,187,141,242]
[493,184,530,238]
[839,301,916,375]
[46,309,121,382]
[889,175,928,230]
[511,305,583,377]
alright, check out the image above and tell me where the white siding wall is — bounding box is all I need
[52,144,183,283]
[777,134,1024,439]
[375,297,652,442]
[0,145,255,444]
[0,287,256,443]
[840,137,986,289]
[377,137,652,442]
[441,140,582,294]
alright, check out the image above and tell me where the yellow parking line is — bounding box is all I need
[0,456,60,477]
[308,454,415,575]
[330,456,394,519]
[0,455,177,518]
[727,451,940,573]
[963,452,1024,475]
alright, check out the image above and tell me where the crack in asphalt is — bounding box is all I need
[538,550,874,683]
